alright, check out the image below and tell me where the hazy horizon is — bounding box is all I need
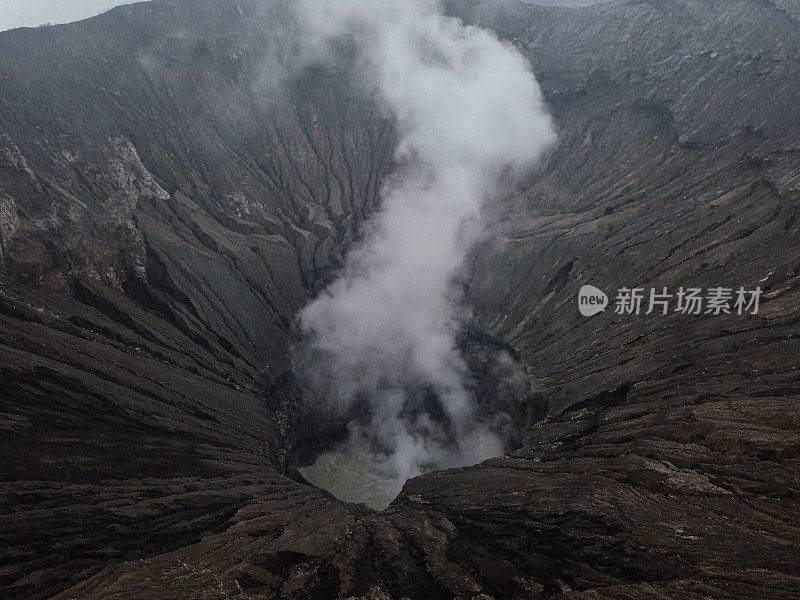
[0,0,615,32]
[0,0,137,31]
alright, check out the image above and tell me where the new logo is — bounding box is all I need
[578,285,609,317]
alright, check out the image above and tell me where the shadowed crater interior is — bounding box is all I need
[269,329,543,509]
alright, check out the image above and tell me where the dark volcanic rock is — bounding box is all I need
[1,0,799,599]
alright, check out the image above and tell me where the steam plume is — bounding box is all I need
[296,0,556,491]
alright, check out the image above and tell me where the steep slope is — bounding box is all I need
[0,1,393,597]
[1,1,799,599]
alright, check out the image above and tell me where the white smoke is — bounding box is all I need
[296,0,556,492]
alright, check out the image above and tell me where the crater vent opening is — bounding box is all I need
[270,330,543,510]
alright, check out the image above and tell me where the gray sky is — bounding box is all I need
[0,0,617,31]
[0,0,137,31]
